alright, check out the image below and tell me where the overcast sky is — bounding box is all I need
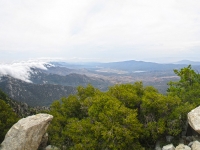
[0,0,200,63]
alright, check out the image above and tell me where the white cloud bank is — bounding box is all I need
[0,60,51,82]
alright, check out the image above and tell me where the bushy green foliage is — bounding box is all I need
[108,83,191,146]
[0,89,19,143]
[168,65,200,105]
[47,85,181,149]
[166,65,199,136]
[0,90,7,101]
[48,66,199,149]
[48,85,143,149]
[108,82,144,109]
[0,99,18,143]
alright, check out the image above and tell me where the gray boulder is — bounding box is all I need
[0,113,53,150]
[188,106,200,134]
[162,144,175,150]
[191,141,200,150]
[45,145,59,150]
[175,144,191,150]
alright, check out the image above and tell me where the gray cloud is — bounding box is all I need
[0,0,200,63]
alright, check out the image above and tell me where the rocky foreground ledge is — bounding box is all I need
[188,105,200,135]
[0,113,53,150]
[159,106,200,150]
[2,106,200,150]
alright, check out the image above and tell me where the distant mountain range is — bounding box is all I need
[174,60,200,65]
[96,60,185,72]
[1,59,200,107]
[51,60,200,72]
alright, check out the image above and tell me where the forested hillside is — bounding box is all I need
[0,76,76,106]
[30,71,111,91]
[47,65,200,149]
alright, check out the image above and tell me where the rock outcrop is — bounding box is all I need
[161,106,200,150]
[162,144,175,150]
[188,106,200,134]
[45,145,59,150]
[175,144,191,150]
[191,141,200,150]
[0,113,53,150]
[38,133,49,150]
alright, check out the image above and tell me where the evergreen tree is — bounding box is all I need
[168,65,200,105]
[0,99,18,143]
